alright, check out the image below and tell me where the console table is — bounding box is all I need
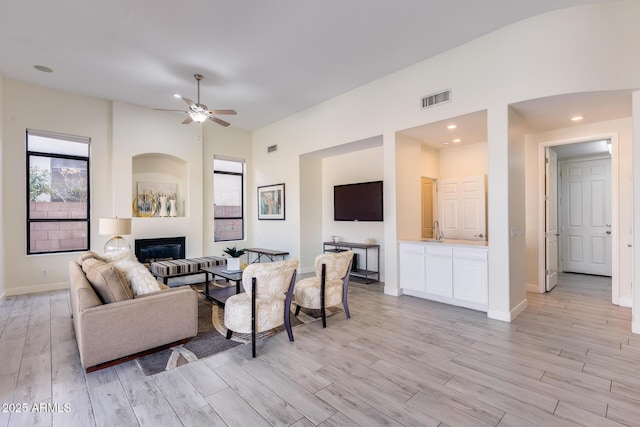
[323,241,380,284]
[245,248,289,263]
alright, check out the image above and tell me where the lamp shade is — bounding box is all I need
[99,217,131,236]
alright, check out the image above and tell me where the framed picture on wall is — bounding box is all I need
[258,183,285,220]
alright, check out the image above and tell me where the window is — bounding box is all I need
[213,157,244,242]
[27,129,90,254]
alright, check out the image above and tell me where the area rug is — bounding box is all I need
[137,283,342,375]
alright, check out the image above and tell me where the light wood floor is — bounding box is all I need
[1,273,638,427]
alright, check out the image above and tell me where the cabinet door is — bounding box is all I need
[453,257,488,305]
[399,243,426,292]
[426,255,453,297]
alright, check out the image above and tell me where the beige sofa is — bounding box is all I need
[68,256,198,371]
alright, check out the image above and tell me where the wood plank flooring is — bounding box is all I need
[0,273,638,426]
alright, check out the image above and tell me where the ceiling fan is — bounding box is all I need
[155,74,236,126]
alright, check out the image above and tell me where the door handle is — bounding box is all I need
[474,234,485,238]
[606,231,612,235]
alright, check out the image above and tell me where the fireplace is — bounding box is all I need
[135,236,185,264]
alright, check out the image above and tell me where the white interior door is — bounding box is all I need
[561,158,612,276]
[545,148,559,291]
[437,175,486,240]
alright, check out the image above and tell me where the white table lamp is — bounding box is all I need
[99,217,132,253]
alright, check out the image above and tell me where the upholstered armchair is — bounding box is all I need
[293,250,353,328]
[224,258,298,357]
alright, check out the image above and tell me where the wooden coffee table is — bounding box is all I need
[201,266,243,306]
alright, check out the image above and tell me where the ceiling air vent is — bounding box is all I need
[267,144,278,153]
[421,89,451,109]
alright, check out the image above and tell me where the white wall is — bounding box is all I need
[0,73,4,297]
[321,146,385,278]
[251,1,640,319]
[202,123,253,258]
[4,2,640,321]
[524,117,633,305]
[508,107,527,314]
[111,102,206,258]
[0,82,250,296]
[396,133,423,241]
[2,79,112,295]
[438,142,488,179]
[299,155,323,272]
[632,91,640,334]
[421,144,439,178]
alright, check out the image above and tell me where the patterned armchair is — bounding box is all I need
[293,250,353,328]
[224,258,298,357]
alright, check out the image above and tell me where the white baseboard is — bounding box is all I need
[510,298,528,320]
[299,266,315,275]
[384,286,402,297]
[402,289,487,312]
[487,309,511,322]
[526,283,542,293]
[3,281,69,297]
[487,298,528,322]
[619,298,633,308]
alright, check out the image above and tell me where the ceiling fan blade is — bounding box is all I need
[210,109,237,115]
[208,116,230,127]
[154,108,188,113]
[182,116,193,124]
[181,97,195,108]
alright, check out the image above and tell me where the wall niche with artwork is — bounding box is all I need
[132,153,187,218]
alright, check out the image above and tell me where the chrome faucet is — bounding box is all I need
[433,220,443,241]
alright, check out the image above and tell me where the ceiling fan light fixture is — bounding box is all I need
[190,111,208,123]
[154,74,236,126]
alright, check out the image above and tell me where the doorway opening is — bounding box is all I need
[421,177,435,239]
[538,135,619,303]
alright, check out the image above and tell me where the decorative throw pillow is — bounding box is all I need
[112,256,163,296]
[82,258,133,303]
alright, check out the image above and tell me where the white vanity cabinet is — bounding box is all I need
[452,247,488,307]
[425,245,453,298]
[399,240,488,312]
[398,243,425,292]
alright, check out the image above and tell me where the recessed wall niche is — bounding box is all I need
[132,153,188,218]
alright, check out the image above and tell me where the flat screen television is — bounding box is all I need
[334,180,383,221]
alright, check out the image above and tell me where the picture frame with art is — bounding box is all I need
[257,183,285,220]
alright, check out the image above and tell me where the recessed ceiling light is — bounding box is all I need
[33,65,53,73]
[447,124,457,130]
[571,115,584,122]
[453,138,461,143]
[173,93,182,98]
[441,141,450,145]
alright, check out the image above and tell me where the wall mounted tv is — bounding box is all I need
[334,180,383,222]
